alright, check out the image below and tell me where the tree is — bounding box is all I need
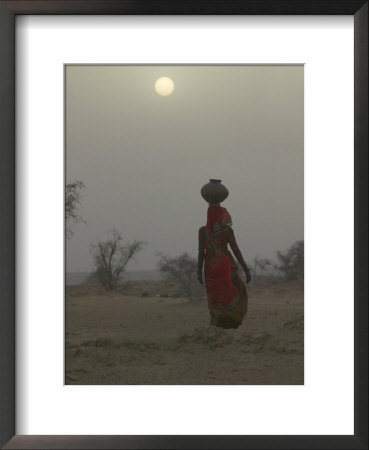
[157,252,197,299]
[91,229,145,290]
[65,180,86,238]
[275,240,304,280]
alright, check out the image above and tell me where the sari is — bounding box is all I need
[199,205,248,329]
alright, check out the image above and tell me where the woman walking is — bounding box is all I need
[198,180,251,329]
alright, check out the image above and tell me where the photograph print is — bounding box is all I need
[65,65,304,385]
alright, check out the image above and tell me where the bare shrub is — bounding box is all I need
[157,253,199,299]
[91,229,145,290]
[275,240,304,280]
[65,180,86,238]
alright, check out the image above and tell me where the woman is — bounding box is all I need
[197,204,251,329]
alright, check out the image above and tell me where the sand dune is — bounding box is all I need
[65,280,303,385]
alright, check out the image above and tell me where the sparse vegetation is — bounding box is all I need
[91,229,145,290]
[157,252,198,299]
[65,180,86,238]
[253,257,272,281]
[275,240,304,280]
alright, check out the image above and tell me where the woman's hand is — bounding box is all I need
[245,268,251,284]
[197,269,203,285]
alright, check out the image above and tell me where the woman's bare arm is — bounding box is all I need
[228,229,251,283]
[197,227,205,284]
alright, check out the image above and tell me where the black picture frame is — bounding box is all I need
[0,1,367,449]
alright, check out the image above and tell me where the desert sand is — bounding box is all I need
[65,279,303,385]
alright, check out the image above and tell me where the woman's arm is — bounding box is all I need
[197,227,205,284]
[228,229,251,283]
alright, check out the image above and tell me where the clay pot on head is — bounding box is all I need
[201,179,229,205]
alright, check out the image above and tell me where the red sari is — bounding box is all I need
[199,206,248,329]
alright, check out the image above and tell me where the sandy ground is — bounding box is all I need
[65,280,303,385]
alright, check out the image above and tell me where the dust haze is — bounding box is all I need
[66,65,303,272]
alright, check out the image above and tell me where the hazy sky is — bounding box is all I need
[66,65,303,272]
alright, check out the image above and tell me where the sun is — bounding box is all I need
[155,77,175,96]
